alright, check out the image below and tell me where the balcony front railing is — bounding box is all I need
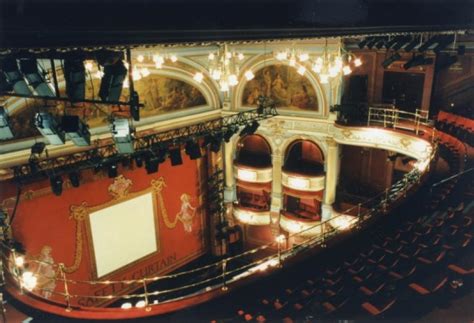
[367,105,430,135]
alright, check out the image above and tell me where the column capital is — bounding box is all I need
[326,137,338,147]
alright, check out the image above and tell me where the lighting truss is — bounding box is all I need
[11,103,278,182]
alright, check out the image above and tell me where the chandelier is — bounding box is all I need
[193,44,254,92]
[274,40,362,84]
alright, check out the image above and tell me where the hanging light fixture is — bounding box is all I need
[194,44,244,92]
[273,39,363,84]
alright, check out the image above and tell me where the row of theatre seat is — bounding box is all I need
[225,118,473,322]
[436,110,474,147]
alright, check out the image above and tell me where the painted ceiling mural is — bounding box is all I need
[3,75,207,141]
[242,65,319,111]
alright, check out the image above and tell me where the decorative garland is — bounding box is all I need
[151,177,180,229]
[63,202,88,274]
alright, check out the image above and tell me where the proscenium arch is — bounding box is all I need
[232,55,329,116]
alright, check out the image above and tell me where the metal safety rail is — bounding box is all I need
[367,105,430,136]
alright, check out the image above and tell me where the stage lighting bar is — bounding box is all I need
[391,36,411,51]
[403,54,433,70]
[19,59,55,97]
[417,35,441,53]
[62,115,91,146]
[11,103,278,182]
[404,37,420,52]
[0,107,14,140]
[381,53,401,68]
[34,112,66,145]
[432,35,455,53]
[239,121,260,137]
[358,37,372,49]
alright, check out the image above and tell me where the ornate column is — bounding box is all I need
[322,137,340,220]
[223,139,236,203]
[270,150,284,230]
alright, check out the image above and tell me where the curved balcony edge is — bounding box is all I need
[233,205,271,226]
[280,212,322,237]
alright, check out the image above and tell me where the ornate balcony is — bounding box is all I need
[282,171,325,192]
[233,205,271,226]
[280,211,322,237]
[234,164,272,183]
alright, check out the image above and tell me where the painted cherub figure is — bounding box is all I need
[177,194,197,233]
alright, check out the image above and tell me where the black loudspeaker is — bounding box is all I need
[64,59,86,101]
[99,61,127,102]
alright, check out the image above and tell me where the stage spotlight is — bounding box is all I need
[134,155,144,168]
[384,36,404,49]
[169,147,183,166]
[358,37,372,49]
[1,58,32,95]
[107,163,118,178]
[432,35,454,53]
[62,115,91,146]
[68,171,80,188]
[112,118,134,154]
[391,36,411,51]
[31,142,46,155]
[404,37,419,52]
[403,54,433,70]
[418,35,441,52]
[64,59,86,101]
[375,38,388,49]
[366,37,379,49]
[145,155,160,174]
[381,53,401,69]
[0,107,14,140]
[223,125,238,142]
[34,112,66,145]
[50,175,63,196]
[239,121,260,137]
[202,133,222,153]
[19,59,55,97]
[99,60,127,102]
[185,140,202,160]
